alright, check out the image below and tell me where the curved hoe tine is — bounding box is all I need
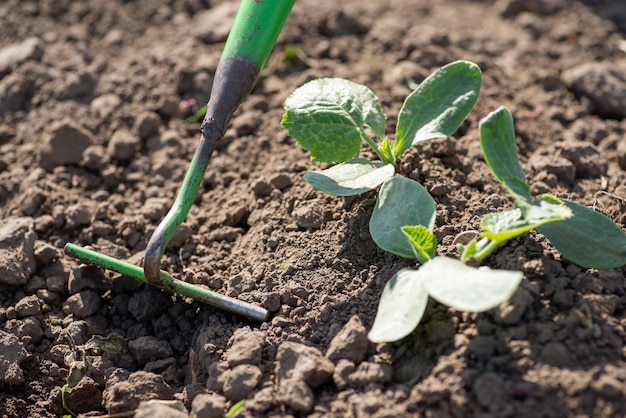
[143,132,218,287]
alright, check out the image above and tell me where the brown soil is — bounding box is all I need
[2,0,626,417]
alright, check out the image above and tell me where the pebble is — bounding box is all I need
[134,111,162,140]
[559,141,607,178]
[64,202,92,230]
[65,376,102,414]
[326,315,368,364]
[0,73,30,114]
[134,400,188,418]
[91,93,122,119]
[222,364,262,401]
[252,179,273,197]
[33,240,58,264]
[128,286,172,322]
[270,174,293,191]
[40,120,94,171]
[102,370,173,414]
[190,393,226,418]
[128,336,174,365]
[63,289,101,318]
[0,37,44,77]
[226,328,265,367]
[4,317,44,345]
[278,378,314,412]
[68,265,110,294]
[496,287,534,325]
[46,275,66,293]
[467,336,497,362]
[291,201,324,229]
[275,341,334,388]
[347,362,392,387]
[0,330,28,385]
[472,372,508,411]
[540,341,575,367]
[0,217,36,285]
[56,71,96,100]
[562,60,626,118]
[23,275,46,293]
[107,129,141,163]
[14,295,43,318]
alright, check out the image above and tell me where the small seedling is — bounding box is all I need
[369,106,626,342]
[282,64,626,344]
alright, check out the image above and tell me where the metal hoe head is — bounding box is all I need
[64,0,296,321]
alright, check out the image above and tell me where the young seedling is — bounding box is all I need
[368,106,626,343]
[282,60,482,196]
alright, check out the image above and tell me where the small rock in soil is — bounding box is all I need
[191,393,226,418]
[134,399,189,418]
[134,111,162,140]
[0,217,36,285]
[496,287,534,325]
[14,295,43,318]
[347,361,392,387]
[4,317,44,345]
[0,73,30,114]
[167,223,193,249]
[62,289,101,318]
[222,364,262,401]
[270,174,293,190]
[144,357,176,375]
[333,359,356,390]
[91,93,122,119]
[107,128,141,164]
[0,37,43,77]
[56,71,96,100]
[226,328,265,367]
[33,240,58,264]
[65,320,89,345]
[562,60,626,119]
[103,369,173,414]
[64,202,92,230]
[46,275,66,293]
[472,372,509,412]
[291,200,325,229]
[278,377,314,413]
[68,264,111,294]
[0,330,28,385]
[81,145,109,170]
[276,341,334,388]
[193,2,239,43]
[540,341,575,367]
[128,286,172,322]
[467,336,497,362]
[326,315,368,364]
[252,178,273,197]
[65,376,102,414]
[559,141,607,178]
[40,119,94,171]
[128,336,174,365]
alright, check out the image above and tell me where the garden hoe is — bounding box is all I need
[64,0,297,322]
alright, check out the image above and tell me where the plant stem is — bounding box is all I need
[472,237,501,262]
[359,128,392,164]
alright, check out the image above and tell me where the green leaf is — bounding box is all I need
[303,158,394,196]
[393,60,482,157]
[538,200,626,269]
[480,197,572,241]
[370,177,437,259]
[479,106,531,202]
[421,257,523,312]
[282,78,386,163]
[368,268,429,343]
[401,225,437,263]
[225,400,246,418]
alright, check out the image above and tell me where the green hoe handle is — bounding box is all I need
[143,0,296,287]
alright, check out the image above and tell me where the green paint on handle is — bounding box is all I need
[222,0,296,68]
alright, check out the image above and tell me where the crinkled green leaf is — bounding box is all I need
[539,200,626,269]
[479,106,531,202]
[368,268,429,343]
[303,158,394,196]
[421,257,523,312]
[401,225,437,263]
[393,60,482,157]
[282,78,386,163]
[370,177,437,259]
[481,196,572,241]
